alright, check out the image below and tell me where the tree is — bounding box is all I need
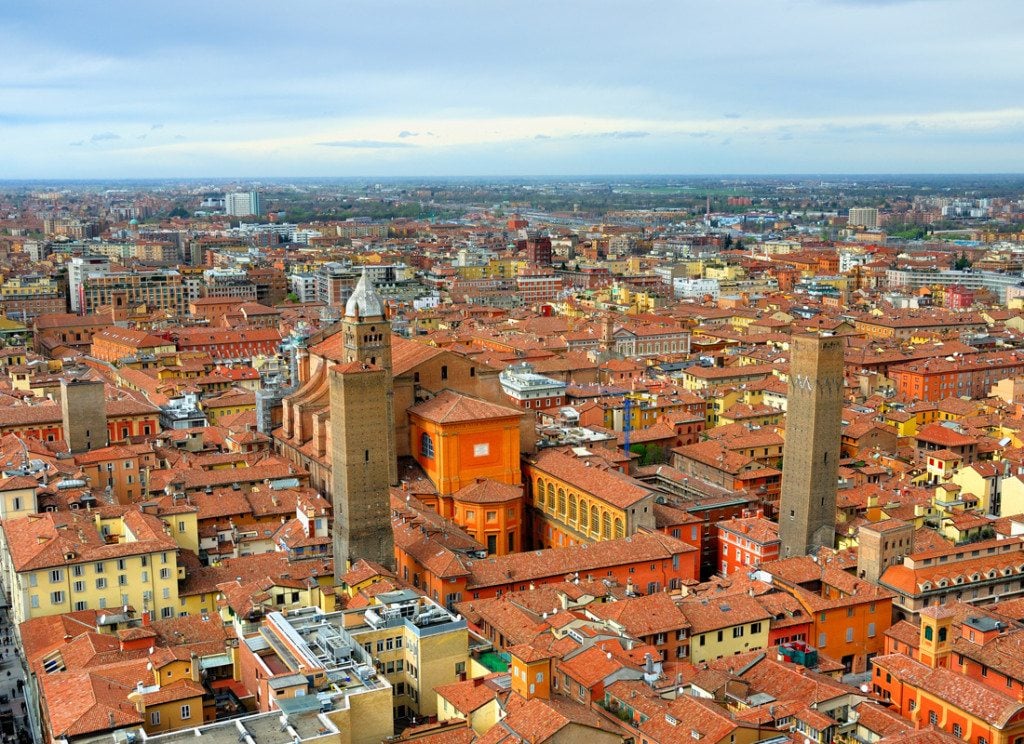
[285,292,299,303]
[168,206,189,218]
[723,234,733,250]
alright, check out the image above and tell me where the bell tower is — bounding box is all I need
[331,268,397,578]
[918,606,954,668]
[341,268,391,373]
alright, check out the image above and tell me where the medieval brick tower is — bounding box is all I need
[330,270,397,579]
[779,333,844,557]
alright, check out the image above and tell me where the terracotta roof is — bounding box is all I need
[529,447,654,509]
[452,478,523,505]
[3,510,176,572]
[874,652,1024,727]
[465,532,696,590]
[409,389,522,423]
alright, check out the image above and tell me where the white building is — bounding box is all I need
[848,207,879,229]
[673,277,720,301]
[68,254,111,312]
[225,190,261,217]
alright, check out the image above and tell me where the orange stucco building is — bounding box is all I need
[408,389,525,555]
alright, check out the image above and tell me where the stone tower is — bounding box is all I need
[330,270,397,579]
[779,333,844,557]
[61,377,107,454]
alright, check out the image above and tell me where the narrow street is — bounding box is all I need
[0,594,30,744]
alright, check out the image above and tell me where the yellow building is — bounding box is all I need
[0,509,182,625]
[241,593,469,728]
[0,475,37,521]
[524,447,658,550]
[679,594,771,664]
[199,390,256,424]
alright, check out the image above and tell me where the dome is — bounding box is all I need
[345,268,384,319]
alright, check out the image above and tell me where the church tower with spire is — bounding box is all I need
[330,269,397,578]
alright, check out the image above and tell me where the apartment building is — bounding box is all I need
[0,509,181,625]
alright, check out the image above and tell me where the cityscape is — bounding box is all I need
[4,2,1024,744]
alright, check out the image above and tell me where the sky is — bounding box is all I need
[2,0,1024,178]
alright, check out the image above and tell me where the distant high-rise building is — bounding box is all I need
[848,207,879,229]
[779,333,843,557]
[225,190,261,217]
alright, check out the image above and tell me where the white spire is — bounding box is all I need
[345,267,384,319]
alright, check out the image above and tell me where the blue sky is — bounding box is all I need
[2,0,1023,177]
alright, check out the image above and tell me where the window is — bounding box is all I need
[160,568,171,580]
[73,581,85,593]
[420,433,434,458]
[151,711,161,725]
[96,578,107,590]
[180,704,191,720]
[733,626,745,638]
[441,365,448,380]
[908,700,915,711]
[846,627,854,643]
[928,712,938,726]
[50,569,62,583]
[867,623,876,638]
[51,591,64,605]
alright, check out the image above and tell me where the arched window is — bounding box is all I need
[535,478,545,506]
[938,627,947,643]
[558,489,566,516]
[568,494,577,522]
[579,499,588,529]
[546,484,555,510]
[614,517,624,539]
[602,512,612,538]
[420,432,434,458]
[590,506,599,534]
[924,625,934,641]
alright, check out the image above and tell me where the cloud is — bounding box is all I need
[599,130,649,139]
[68,140,84,147]
[397,130,418,138]
[90,131,120,142]
[151,123,164,130]
[723,112,742,119]
[316,139,416,148]
[534,134,551,140]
